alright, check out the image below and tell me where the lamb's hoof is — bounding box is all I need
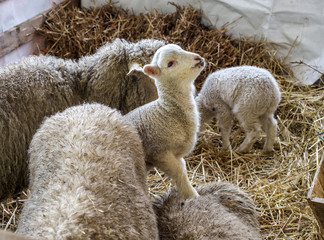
[236,146,250,154]
[262,148,273,154]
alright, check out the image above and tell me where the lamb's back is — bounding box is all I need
[206,66,280,110]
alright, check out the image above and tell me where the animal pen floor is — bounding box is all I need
[1,2,323,239]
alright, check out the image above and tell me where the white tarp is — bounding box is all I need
[82,0,324,85]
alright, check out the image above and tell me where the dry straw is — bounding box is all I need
[1,1,323,239]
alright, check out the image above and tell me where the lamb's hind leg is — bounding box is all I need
[156,151,198,198]
[236,115,262,153]
[260,114,277,153]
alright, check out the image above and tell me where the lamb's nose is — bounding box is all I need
[195,56,205,67]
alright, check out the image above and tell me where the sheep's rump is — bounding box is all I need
[153,182,262,240]
[0,55,82,199]
[16,103,158,240]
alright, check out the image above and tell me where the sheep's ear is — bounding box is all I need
[143,65,161,77]
[127,63,144,76]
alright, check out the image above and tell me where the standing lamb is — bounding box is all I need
[0,38,164,199]
[153,182,262,240]
[16,103,159,240]
[196,65,281,153]
[125,44,205,199]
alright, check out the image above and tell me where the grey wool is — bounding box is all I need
[0,38,164,199]
[152,182,262,240]
[16,103,159,240]
[196,65,281,153]
[125,44,205,199]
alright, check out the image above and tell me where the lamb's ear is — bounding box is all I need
[127,63,144,76]
[143,65,161,77]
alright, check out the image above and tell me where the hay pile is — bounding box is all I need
[1,1,323,239]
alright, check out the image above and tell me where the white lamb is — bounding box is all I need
[125,44,205,198]
[16,103,159,239]
[196,65,281,153]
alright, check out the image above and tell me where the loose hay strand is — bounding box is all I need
[1,1,323,239]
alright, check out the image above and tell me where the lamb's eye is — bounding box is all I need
[167,61,174,68]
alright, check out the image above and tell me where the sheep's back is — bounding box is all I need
[80,38,164,114]
[204,66,281,113]
[0,55,82,199]
[153,182,262,240]
[16,103,158,240]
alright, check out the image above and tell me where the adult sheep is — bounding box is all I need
[196,65,281,153]
[16,103,159,240]
[153,182,262,240]
[0,38,164,199]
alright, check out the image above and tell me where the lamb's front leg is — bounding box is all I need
[156,152,198,198]
[217,104,234,151]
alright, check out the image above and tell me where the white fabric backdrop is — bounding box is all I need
[82,0,324,85]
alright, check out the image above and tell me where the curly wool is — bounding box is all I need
[16,103,158,240]
[153,182,262,240]
[0,38,164,199]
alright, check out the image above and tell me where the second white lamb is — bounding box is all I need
[196,65,281,153]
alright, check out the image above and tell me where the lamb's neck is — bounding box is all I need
[156,80,197,110]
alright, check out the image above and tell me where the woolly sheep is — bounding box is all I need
[153,182,262,240]
[125,44,205,198]
[16,103,159,239]
[0,38,164,199]
[196,65,281,153]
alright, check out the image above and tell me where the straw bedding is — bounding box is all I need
[1,1,323,239]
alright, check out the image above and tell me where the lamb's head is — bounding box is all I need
[142,44,205,86]
[195,95,217,127]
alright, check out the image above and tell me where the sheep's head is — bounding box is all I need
[143,44,205,86]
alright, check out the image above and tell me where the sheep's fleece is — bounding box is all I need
[0,230,32,240]
[0,38,164,199]
[196,65,281,153]
[16,103,158,240]
[153,182,262,240]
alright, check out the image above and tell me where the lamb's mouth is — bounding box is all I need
[193,57,205,68]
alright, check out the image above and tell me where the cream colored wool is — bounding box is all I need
[16,103,159,240]
[153,182,262,240]
[125,44,205,198]
[196,65,281,153]
[0,230,33,240]
[0,38,164,199]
